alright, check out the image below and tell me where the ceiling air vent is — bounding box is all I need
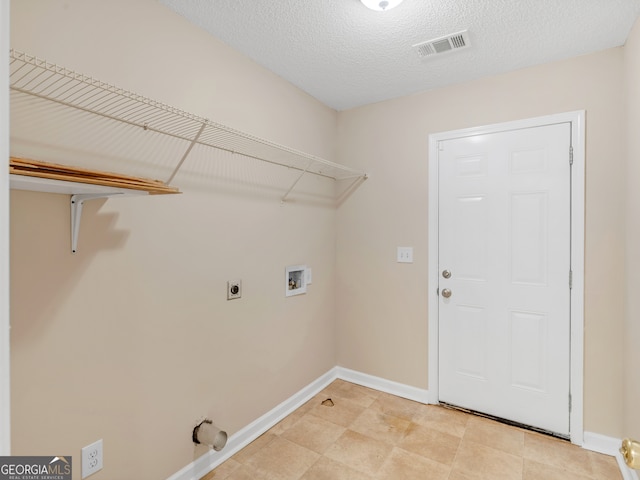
[413,30,470,58]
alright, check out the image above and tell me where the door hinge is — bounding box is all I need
[569,393,572,413]
[569,146,574,166]
[569,269,573,289]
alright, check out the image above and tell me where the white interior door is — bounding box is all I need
[438,122,571,436]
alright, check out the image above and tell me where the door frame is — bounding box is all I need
[427,111,585,445]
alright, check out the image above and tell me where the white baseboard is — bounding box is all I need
[167,367,640,480]
[166,367,430,480]
[618,458,640,480]
[583,431,622,455]
[335,366,430,404]
[583,431,639,480]
[166,368,339,480]
[169,368,640,480]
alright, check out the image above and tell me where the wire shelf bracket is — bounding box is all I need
[70,193,123,254]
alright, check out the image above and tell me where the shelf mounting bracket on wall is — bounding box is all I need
[71,193,123,253]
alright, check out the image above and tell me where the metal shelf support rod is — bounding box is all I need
[166,122,206,184]
[282,160,315,203]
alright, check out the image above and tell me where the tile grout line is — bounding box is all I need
[446,417,468,480]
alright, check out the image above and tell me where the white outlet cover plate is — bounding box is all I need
[227,280,242,300]
[81,439,103,479]
[397,247,414,263]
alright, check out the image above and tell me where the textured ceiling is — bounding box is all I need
[160,0,640,111]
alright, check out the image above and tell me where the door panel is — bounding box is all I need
[455,304,487,380]
[509,310,547,392]
[438,123,571,436]
[510,191,548,285]
[454,195,488,281]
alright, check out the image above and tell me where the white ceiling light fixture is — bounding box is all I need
[360,0,404,11]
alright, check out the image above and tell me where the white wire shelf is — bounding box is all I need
[9,50,367,202]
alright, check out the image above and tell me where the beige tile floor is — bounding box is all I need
[202,379,622,480]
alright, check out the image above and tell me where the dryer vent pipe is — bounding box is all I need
[193,419,227,451]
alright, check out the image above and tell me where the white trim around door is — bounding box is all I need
[427,111,585,445]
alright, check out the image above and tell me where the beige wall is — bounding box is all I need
[10,1,339,479]
[336,48,627,438]
[10,1,640,478]
[625,18,640,441]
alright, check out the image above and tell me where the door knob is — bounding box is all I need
[442,288,452,298]
[442,269,451,279]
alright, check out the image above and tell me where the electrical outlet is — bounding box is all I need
[227,280,242,300]
[397,246,414,263]
[81,439,103,479]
